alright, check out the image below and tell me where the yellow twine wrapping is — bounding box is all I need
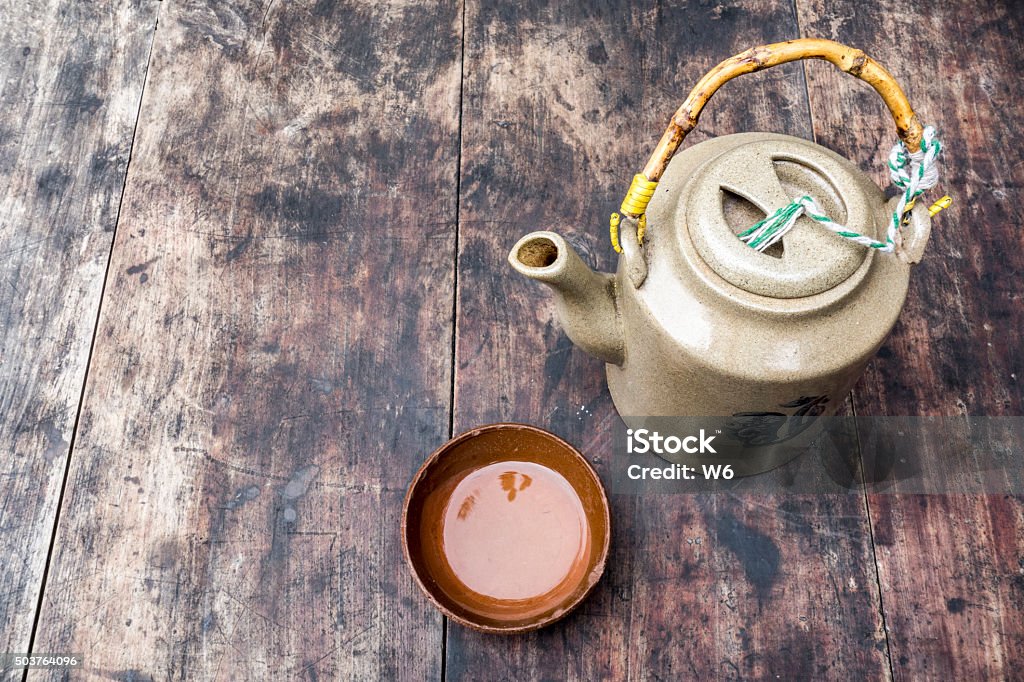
[610,174,658,252]
[928,195,952,216]
[620,174,658,216]
[610,212,622,253]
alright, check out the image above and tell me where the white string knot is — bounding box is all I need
[888,125,941,190]
[740,126,943,254]
[885,125,942,246]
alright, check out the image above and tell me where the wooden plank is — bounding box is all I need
[0,0,157,667]
[449,1,890,678]
[30,0,462,678]
[795,1,1024,679]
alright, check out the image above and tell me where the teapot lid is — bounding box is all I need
[684,138,877,299]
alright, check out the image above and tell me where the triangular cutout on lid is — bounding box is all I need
[721,189,783,258]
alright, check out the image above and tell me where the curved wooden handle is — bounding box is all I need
[642,38,923,182]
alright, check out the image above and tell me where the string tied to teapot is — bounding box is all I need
[739,126,947,253]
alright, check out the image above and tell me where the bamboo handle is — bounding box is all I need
[641,38,923,183]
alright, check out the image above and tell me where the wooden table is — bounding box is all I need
[2,1,1022,679]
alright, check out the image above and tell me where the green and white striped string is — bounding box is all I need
[739,126,943,253]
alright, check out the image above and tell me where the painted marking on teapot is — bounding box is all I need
[726,395,830,446]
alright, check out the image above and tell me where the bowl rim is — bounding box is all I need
[401,422,611,635]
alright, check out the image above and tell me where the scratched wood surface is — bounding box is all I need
[4,0,1023,680]
[26,0,461,679]
[797,1,1024,679]
[449,1,889,679]
[0,0,157,673]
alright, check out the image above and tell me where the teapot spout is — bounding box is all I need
[509,231,624,366]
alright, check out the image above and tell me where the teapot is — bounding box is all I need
[509,39,945,427]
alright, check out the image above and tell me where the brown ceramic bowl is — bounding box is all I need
[402,423,610,634]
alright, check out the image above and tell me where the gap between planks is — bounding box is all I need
[21,7,163,682]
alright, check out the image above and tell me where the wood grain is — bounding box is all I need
[0,0,157,670]
[796,0,1024,678]
[9,0,1020,678]
[29,0,462,678]
[449,1,889,678]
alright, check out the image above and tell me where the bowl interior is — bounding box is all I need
[403,424,610,633]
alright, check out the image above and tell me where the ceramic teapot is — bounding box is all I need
[509,39,945,422]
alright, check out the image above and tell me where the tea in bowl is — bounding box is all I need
[402,424,610,633]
